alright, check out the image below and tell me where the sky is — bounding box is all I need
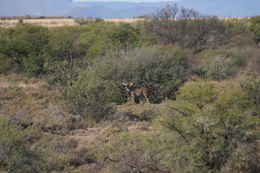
[73,0,181,2]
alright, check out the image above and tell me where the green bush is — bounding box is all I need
[23,54,45,76]
[94,78,259,172]
[96,46,189,102]
[202,55,236,80]
[176,80,217,109]
[198,48,246,80]
[107,23,140,52]
[48,26,85,66]
[61,47,189,120]
[77,21,151,60]
[0,53,13,73]
[60,46,189,121]
[0,119,44,173]
[61,78,116,121]
[97,132,170,173]
[240,74,260,116]
[0,24,49,76]
[0,21,154,79]
[156,80,259,172]
[250,16,260,44]
[44,22,153,88]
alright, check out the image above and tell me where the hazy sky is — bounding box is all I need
[73,0,181,2]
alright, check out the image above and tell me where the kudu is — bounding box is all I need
[122,82,150,104]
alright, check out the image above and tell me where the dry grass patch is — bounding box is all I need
[104,18,146,23]
[116,102,171,121]
[0,74,54,116]
[0,18,144,28]
[0,19,78,28]
[0,74,84,134]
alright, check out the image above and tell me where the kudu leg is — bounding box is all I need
[145,95,150,104]
[131,92,136,104]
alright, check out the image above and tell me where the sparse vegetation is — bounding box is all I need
[0,4,259,173]
[198,47,246,80]
[250,16,260,44]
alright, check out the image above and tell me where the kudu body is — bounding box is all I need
[122,82,149,104]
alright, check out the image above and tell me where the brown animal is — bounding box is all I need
[122,82,149,104]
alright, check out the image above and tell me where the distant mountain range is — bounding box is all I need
[0,0,259,18]
[67,2,169,18]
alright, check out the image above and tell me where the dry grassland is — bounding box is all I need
[0,18,79,28]
[0,17,248,28]
[104,18,146,23]
[0,18,146,28]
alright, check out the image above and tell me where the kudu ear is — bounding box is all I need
[129,82,134,86]
[122,82,127,86]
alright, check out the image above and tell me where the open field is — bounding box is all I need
[0,18,146,28]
